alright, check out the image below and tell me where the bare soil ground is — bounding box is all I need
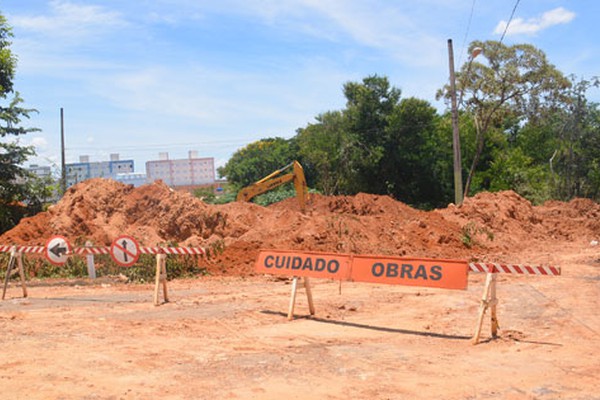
[1,179,599,399]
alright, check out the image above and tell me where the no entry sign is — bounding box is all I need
[110,235,140,267]
[45,235,72,266]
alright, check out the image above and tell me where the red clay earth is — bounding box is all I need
[1,178,598,275]
[1,178,599,399]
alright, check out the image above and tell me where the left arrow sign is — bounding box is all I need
[45,235,72,266]
[50,242,67,257]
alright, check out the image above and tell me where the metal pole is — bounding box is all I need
[60,107,66,194]
[447,39,463,205]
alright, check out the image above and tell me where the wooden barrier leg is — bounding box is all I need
[2,248,16,300]
[154,254,168,306]
[472,272,494,344]
[161,256,169,303]
[287,277,299,320]
[303,277,315,316]
[490,273,499,338]
[16,252,27,298]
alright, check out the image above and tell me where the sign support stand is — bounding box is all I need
[287,277,315,320]
[2,248,27,300]
[472,272,499,344]
[153,254,169,306]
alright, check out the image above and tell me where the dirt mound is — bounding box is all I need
[1,179,227,247]
[1,180,599,276]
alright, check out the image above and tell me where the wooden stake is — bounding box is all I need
[303,277,315,316]
[287,276,316,320]
[2,248,27,300]
[16,252,28,298]
[472,272,499,344]
[153,254,169,306]
[287,277,299,320]
[2,248,16,300]
[490,273,498,338]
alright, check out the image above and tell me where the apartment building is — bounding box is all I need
[145,151,215,187]
[66,153,134,187]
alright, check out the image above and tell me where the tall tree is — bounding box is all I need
[0,14,40,233]
[549,76,600,200]
[383,97,449,207]
[439,40,570,197]
[296,111,351,195]
[342,75,401,194]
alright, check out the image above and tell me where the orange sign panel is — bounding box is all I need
[255,249,351,280]
[350,255,468,290]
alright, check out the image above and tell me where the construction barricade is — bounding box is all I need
[1,235,206,306]
[255,249,561,344]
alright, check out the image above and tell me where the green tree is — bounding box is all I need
[342,75,401,194]
[296,111,351,195]
[0,14,40,233]
[382,97,449,207]
[217,137,300,188]
[439,40,570,197]
[548,76,600,200]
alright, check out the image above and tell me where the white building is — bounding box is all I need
[114,172,147,187]
[66,154,134,187]
[146,151,215,187]
[28,164,52,179]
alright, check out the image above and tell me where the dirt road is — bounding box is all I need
[1,243,598,400]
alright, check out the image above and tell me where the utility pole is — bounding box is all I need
[60,107,66,194]
[447,39,463,206]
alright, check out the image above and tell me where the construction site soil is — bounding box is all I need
[1,178,598,399]
[2,178,600,273]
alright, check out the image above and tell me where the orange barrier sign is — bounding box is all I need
[351,255,468,290]
[256,250,469,290]
[255,249,351,280]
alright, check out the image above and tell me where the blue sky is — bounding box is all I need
[2,0,598,174]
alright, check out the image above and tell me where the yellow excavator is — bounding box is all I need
[236,161,308,212]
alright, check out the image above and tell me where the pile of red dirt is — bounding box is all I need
[1,178,599,276]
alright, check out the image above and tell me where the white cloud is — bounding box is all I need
[10,0,127,40]
[30,137,48,149]
[142,0,444,68]
[494,7,576,36]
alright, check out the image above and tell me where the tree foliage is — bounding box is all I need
[297,75,452,207]
[219,42,599,209]
[0,14,41,233]
[296,111,350,195]
[440,40,571,197]
[217,137,299,188]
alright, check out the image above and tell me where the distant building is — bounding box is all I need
[146,151,215,187]
[66,153,134,187]
[27,164,52,179]
[114,172,147,187]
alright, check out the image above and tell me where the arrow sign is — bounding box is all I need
[50,242,67,257]
[110,235,140,267]
[45,235,72,266]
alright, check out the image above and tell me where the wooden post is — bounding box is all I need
[2,248,27,300]
[287,277,299,320]
[490,273,499,338]
[287,276,316,320]
[16,252,28,298]
[2,248,16,300]
[85,241,96,279]
[303,277,315,316]
[153,254,169,306]
[472,272,499,344]
[448,38,463,205]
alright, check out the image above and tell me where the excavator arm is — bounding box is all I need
[236,161,308,212]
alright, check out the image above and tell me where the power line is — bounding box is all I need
[458,0,478,65]
[500,0,522,44]
[64,139,254,152]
